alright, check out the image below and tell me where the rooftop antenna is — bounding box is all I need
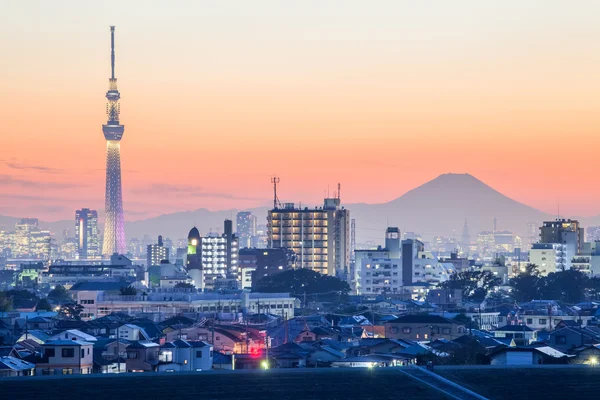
[337,183,341,201]
[271,175,280,209]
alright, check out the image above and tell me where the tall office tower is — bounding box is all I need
[147,235,170,267]
[102,26,126,256]
[75,208,100,259]
[236,212,257,248]
[268,198,350,277]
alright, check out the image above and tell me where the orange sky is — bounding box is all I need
[1,1,599,221]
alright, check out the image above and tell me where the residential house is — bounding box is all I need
[213,351,235,370]
[548,327,600,351]
[569,344,600,365]
[493,325,536,346]
[0,356,35,377]
[16,330,50,345]
[385,315,465,341]
[116,324,151,341]
[48,329,97,343]
[125,341,160,372]
[31,340,94,375]
[489,347,573,365]
[26,317,55,331]
[158,339,213,372]
[294,326,335,343]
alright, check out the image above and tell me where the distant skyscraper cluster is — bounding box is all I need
[0,218,51,259]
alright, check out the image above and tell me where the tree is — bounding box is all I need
[48,285,70,302]
[36,298,52,311]
[539,269,589,304]
[119,285,137,295]
[253,269,350,297]
[0,292,13,312]
[174,282,195,289]
[58,303,84,320]
[439,270,501,303]
[509,264,542,302]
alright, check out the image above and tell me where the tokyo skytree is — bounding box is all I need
[102,26,126,255]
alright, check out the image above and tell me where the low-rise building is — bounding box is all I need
[33,340,94,375]
[158,339,213,372]
[125,341,160,372]
[384,315,466,341]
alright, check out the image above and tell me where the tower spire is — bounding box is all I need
[110,26,115,79]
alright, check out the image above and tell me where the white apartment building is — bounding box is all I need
[529,243,567,275]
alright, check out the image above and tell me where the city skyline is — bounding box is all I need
[2,1,600,222]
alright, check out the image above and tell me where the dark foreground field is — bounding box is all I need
[0,368,450,400]
[437,365,600,400]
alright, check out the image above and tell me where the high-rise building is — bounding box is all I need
[102,26,126,256]
[354,227,402,295]
[186,227,203,289]
[236,212,257,248]
[75,208,100,259]
[186,220,239,290]
[268,198,350,277]
[540,219,584,254]
[147,235,170,267]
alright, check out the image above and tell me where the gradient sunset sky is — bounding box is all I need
[1,1,599,221]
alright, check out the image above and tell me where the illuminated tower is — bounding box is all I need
[102,26,126,256]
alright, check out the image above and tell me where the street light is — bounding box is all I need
[261,360,269,370]
[590,357,598,367]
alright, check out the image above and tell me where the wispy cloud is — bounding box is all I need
[0,159,63,174]
[130,183,262,201]
[0,175,83,189]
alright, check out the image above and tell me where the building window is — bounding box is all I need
[62,368,73,375]
[127,351,138,359]
[62,348,75,358]
[539,319,547,325]
[81,349,85,358]
[555,335,567,344]
[196,351,203,358]
[402,327,411,334]
[526,318,533,324]
[46,348,55,357]
[442,328,451,334]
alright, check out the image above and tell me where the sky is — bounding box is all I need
[1,1,599,222]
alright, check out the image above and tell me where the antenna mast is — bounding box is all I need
[338,183,341,201]
[271,175,280,209]
[110,26,116,79]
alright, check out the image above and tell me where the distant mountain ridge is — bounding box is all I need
[3,173,598,244]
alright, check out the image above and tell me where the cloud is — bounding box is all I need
[130,183,262,201]
[0,159,63,174]
[0,175,84,189]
